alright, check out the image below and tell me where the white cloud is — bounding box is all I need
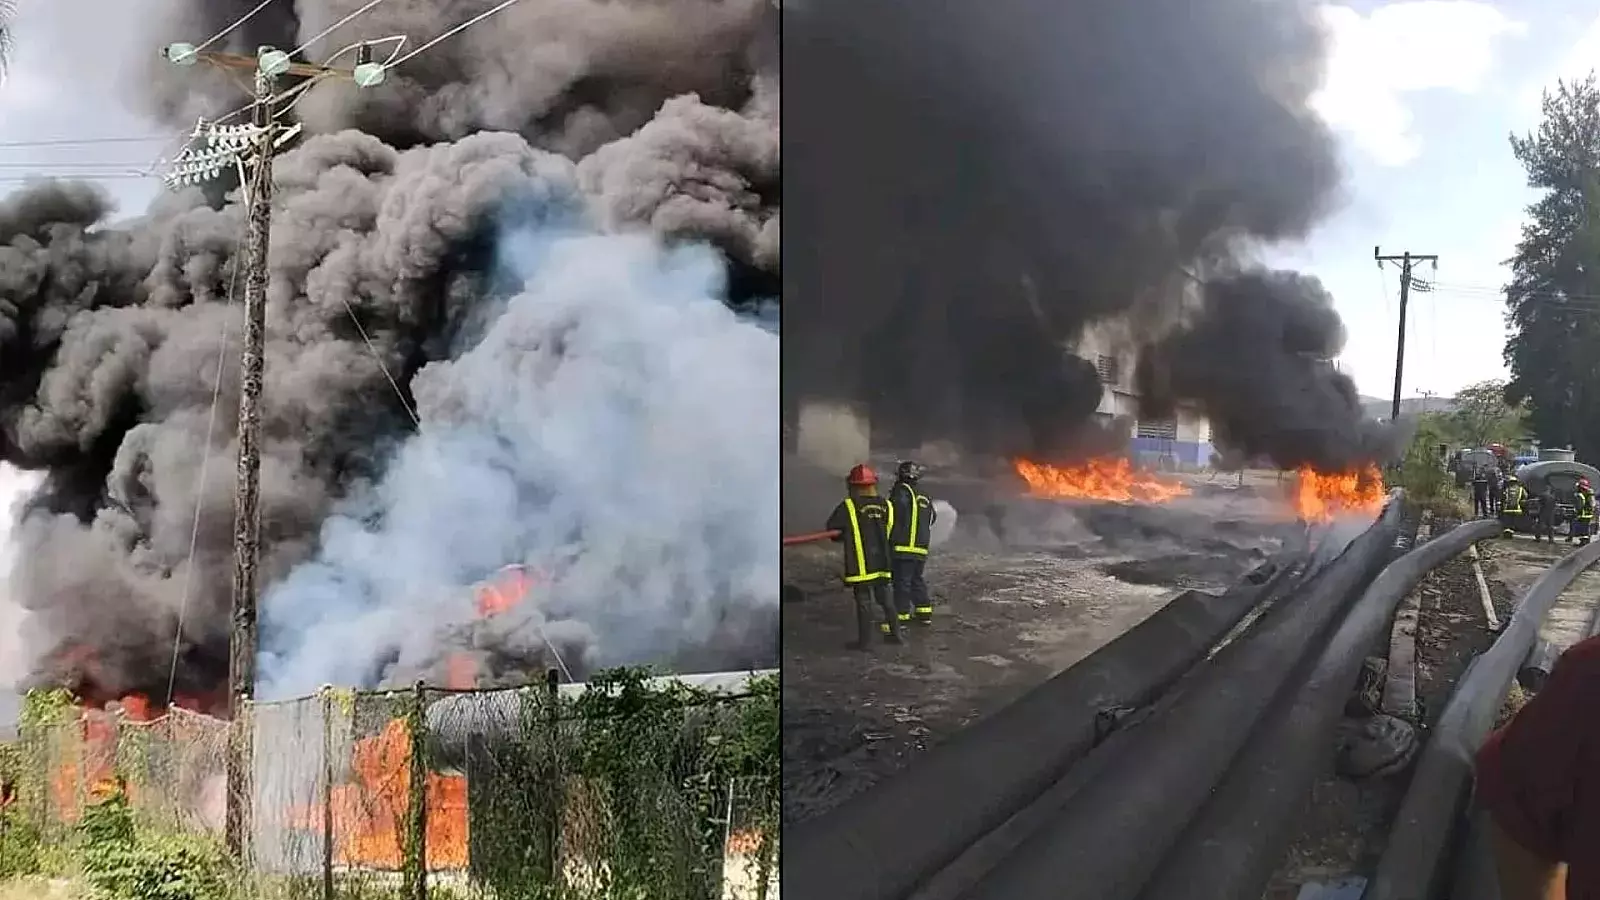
[1514,14,1600,131]
[1313,2,1526,166]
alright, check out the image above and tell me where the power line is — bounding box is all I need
[389,0,532,68]
[190,0,282,56]
[0,135,176,149]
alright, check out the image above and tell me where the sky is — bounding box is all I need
[1282,0,1600,401]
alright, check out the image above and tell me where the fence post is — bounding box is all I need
[320,686,335,900]
[544,668,561,883]
[405,680,428,900]
[224,699,252,860]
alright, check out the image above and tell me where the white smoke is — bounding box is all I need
[0,464,45,723]
[257,191,777,699]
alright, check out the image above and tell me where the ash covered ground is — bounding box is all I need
[781,465,1309,825]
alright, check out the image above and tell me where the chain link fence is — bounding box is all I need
[3,669,779,899]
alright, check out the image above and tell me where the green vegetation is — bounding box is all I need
[1504,74,1600,460]
[1443,380,1531,451]
[1395,413,1469,518]
[1,668,780,900]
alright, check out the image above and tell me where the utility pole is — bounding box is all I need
[160,40,385,858]
[1375,247,1439,424]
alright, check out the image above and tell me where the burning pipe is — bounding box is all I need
[1132,518,1501,900]
[1367,539,1600,900]
[956,495,1404,900]
[786,543,1311,900]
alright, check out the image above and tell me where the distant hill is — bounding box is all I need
[1359,395,1457,421]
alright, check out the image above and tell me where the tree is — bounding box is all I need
[0,0,12,78]
[1448,379,1529,448]
[1504,74,1600,462]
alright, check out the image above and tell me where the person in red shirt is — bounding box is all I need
[1477,634,1600,899]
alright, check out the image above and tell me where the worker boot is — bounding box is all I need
[880,621,904,644]
[848,597,876,651]
[915,606,934,625]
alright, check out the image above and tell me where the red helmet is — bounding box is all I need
[847,464,879,487]
[1581,477,1592,489]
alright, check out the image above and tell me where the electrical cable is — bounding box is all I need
[290,0,397,57]
[164,241,243,709]
[190,0,282,56]
[388,0,532,68]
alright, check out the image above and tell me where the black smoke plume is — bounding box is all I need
[1136,269,1399,470]
[783,0,1390,467]
[0,0,778,705]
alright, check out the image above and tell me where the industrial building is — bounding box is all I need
[1074,325,1215,471]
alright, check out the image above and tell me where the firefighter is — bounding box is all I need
[1573,477,1595,546]
[825,464,902,647]
[1535,480,1559,543]
[1501,475,1526,538]
[1488,465,1505,516]
[888,460,939,625]
[1472,465,1491,518]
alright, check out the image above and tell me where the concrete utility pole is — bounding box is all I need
[160,40,384,858]
[1375,247,1439,424]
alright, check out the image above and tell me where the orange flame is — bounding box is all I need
[1290,465,1387,522]
[1013,457,1191,504]
[288,719,469,870]
[476,566,537,617]
[445,655,479,691]
[446,566,542,690]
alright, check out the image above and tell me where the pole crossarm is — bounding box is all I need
[1374,246,1439,425]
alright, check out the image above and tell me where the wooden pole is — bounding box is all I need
[406,681,428,900]
[223,63,276,858]
[321,688,335,900]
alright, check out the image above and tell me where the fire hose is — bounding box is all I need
[1369,538,1600,900]
[785,549,1305,900]
[784,530,839,546]
[1131,517,1501,900]
[955,496,1404,900]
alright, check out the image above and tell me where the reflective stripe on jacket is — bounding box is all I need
[826,496,893,583]
[888,481,937,557]
[1503,485,1525,513]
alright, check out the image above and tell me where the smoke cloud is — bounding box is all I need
[1,0,778,705]
[261,226,777,699]
[1137,269,1401,471]
[783,0,1391,468]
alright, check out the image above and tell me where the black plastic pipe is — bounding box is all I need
[784,550,1302,900]
[1132,518,1500,900]
[1365,539,1600,900]
[957,501,1404,900]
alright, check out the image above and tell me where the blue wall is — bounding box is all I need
[1130,437,1215,470]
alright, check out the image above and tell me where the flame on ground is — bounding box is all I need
[1291,465,1387,522]
[1013,457,1190,504]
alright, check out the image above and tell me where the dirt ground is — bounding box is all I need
[1263,508,1600,898]
[781,472,1300,825]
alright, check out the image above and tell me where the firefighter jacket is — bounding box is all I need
[1503,484,1526,514]
[1579,489,1596,521]
[826,495,893,583]
[888,480,938,558]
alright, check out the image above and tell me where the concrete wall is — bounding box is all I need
[1129,405,1213,470]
